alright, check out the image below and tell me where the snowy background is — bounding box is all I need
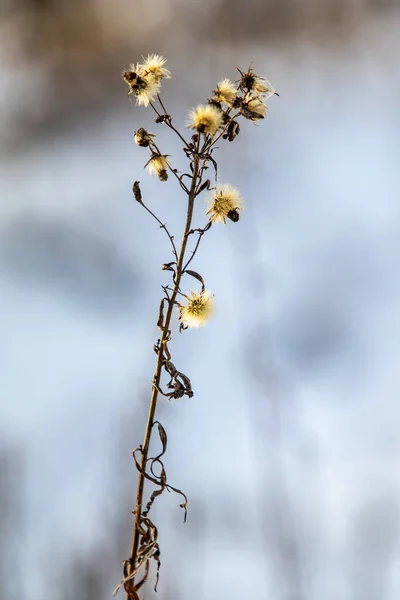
[1,1,400,599]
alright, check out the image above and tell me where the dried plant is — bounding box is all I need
[114,54,277,599]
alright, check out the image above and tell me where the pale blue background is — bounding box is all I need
[1,2,400,599]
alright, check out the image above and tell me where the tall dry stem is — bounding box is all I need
[111,54,277,599]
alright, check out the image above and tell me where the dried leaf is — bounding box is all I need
[157,422,167,455]
[184,270,205,290]
[157,298,166,329]
[166,483,188,522]
[161,262,175,272]
[197,179,211,195]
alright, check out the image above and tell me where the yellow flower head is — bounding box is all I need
[206,183,243,224]
[139,54,171,82]
[145,153,169,181]
[179,289,214,329]
[241,93,267,121]
[188,104,223,136]
[213,78,237,106]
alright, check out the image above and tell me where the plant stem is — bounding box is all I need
[126,152,200,597]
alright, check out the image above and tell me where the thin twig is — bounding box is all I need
[137,195,178,261]
[183,225,210,272]
[156,95,192,150]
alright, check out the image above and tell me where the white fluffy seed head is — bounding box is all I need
[179,289,214,328]
[205,183,243,224]
[188,104,223,136]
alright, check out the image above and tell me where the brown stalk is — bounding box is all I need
[126,145,201,596]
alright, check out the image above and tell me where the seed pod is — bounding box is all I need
[227,209,240,222]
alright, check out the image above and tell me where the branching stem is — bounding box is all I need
[126,141,201,597]
[139,200,178,260]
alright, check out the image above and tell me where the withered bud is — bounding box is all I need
[227,209,240,222]
[134,128,155,147]
[223,120,240,142]
[241,74,256,90]
[237,66,257,92]
[132,181,142,203]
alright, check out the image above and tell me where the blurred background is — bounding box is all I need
[1,0,400,599]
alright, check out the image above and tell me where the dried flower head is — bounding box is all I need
[134,128,155,147]
[251,76,267,93]
[135,77,160,106]
[213,78,237,106]
[179,290,214,329]
[237,66,260,91]
[237,66,278,102]
[140,54,171,82]
[206,183,243,224]
[241,94,267,121]
[253,78,277,99]
[188,104,223,136]
[123,69,160,106]
[145,153,170,181]
[123,55,170,106]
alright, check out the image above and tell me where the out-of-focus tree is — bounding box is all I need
[0,444,25,600]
